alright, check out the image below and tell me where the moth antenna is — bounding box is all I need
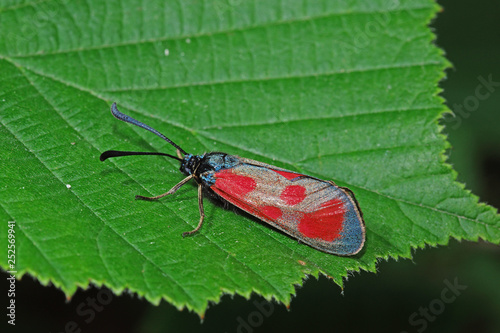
[110,103,188,156]
[99,150,182,162]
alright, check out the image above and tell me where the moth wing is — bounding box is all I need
[208,159,365,255]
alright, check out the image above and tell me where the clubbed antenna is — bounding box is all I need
[110,103,187,156]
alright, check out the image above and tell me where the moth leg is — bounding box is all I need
[182,183,205,237]
[135,175,193,201]
[176,149,183,159]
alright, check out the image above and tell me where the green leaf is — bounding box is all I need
[0,0,498,315]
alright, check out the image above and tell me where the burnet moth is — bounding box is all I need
[100,103,365,256]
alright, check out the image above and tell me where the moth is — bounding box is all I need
[100,103,365,255]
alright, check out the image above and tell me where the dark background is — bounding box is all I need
[3,1,500,332]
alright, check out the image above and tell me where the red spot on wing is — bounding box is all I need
[258,206,283,220]
[214,169,256,198]
[298,199,345,241]
[274,169,302,180]
[280,185,306,206]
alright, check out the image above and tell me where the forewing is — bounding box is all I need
[208,160,365,255]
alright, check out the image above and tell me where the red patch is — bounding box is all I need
[274,169,301,180]
[298,199,345,241]
[214,169,256,198]
[211,186,257,218]
[280,185,306,206]
[258,206,283,220]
